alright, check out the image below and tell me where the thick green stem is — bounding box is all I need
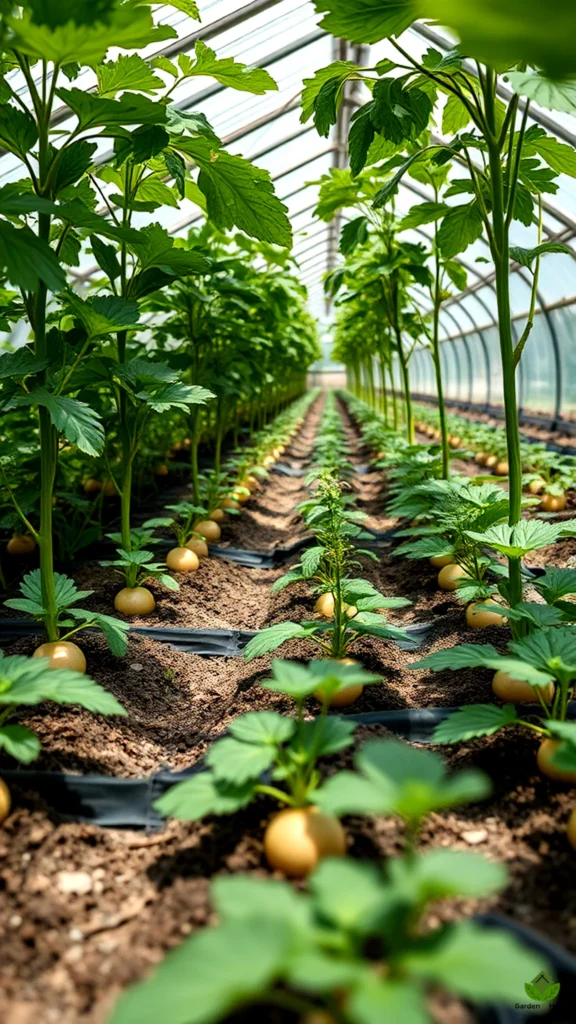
[35,210,58,641]
[431,209,450,478]
[189,406,201,504]
[486,133,524,611]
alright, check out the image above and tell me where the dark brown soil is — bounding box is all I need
[2,396,576,1023]
[2,726,576,1024]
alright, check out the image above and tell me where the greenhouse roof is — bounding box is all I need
[3,0,575,340]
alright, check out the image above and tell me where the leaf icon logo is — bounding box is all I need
[524,974,560,1002]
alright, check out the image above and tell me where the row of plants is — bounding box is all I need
[346,390,576,830]
[414,402,576,510]
[0,0,319,666]
[1,390,316,673]
[243,392,411,686]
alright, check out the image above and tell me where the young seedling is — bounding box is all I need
[144,503,210,571]
[101,547,179,617]
[155,659,381,877]
[111,741,544,1024]
[0,649,125,766]
[411,626,576,781]
[248,473,411,687]
[4,570,129,671]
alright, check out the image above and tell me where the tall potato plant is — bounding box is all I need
[305,0,576,610]
[0,1,291,638]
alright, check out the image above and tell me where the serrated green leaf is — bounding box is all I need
[179,40,277,95]
[206,737,276,785]
[510,242,572,267]
[0,221,65,292]
[0,724,40,764]
[314,0,418,44]
[154,772,256,820]
[11,7,175,65]
[97,54,164,97]
[244,622,315,662]
[400,201,448,230]
[229,710,296,746]
[9,389,104,456]
[177,139,292,247]
[437,201,483,259]
[433,704,518,744]
[310,859,388,933]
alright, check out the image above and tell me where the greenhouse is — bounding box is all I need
[3,2,576,1022]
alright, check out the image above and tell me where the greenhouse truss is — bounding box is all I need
[1,0,573,427]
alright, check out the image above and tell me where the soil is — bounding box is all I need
[2,395,576,1023]
[2,726,576,1024]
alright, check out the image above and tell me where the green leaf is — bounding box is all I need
[64,293,140,338]
[466,520,560,557]
[213,874,309,929]
[0,348,48,380]
[422,0,576,79]
[508,72,576,114]
[0,651,125,715]
[373,148,433,208]
[97,54,164,97]
[229,711,296,746]
[349,104,376,175]
[108,916,291,1024]
[68,608,129,658]
[340,215,369,254]
[179,141,292,247]
[0,222,65,292]
[349,978,428,1024]
[433,704,518,744]
[390,848,506,903]
[400,202,449,230]
[405,920,542,1003]
[244,622,316,662]
[410,643,501,672]
[179,41,277,95]
[154,772,257,821]
[300,715,357,757]
[444,259,468,290]
[442,92,470,134]
[135,382,212,414]
[314,0,418,44]
[206,737,276,785]
[525,126,576,179]
[9,389,104,456]
[534,567,576,604]
[9,7,176,65]
[310,859,388,933]
[90,235,121,281]
[301,61,357,123]
[510,242,573,267]
[57,88,167,132]
[0,104,37,158]
[437,202,484,259]
[0,724,40,764]
[316,738,490,820]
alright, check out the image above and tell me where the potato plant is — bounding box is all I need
[0,648,125,764]
[156,659,383,877]
[308,0,576,614]
[245,470,411,674]
[113,738,545,1024]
